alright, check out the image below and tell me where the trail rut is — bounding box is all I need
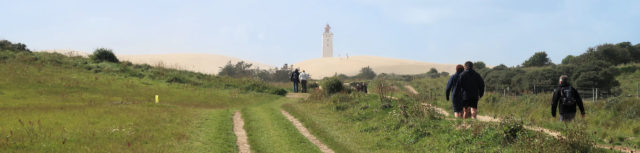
[281,110,335,153]
[233,111,251,153]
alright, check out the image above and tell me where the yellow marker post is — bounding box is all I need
[155,95,159,104]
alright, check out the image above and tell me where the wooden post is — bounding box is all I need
[595,88,598,100]
[592,88,595,102]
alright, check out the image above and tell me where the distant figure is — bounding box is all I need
[455,61,485,119]
[299,70,310,93]
[551,75,585,122]
[290,69,300,93]
[445,65,465,118]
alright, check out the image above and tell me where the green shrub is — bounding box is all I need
[90,48,119,63]
[322,77,344,95]
[270,88,287,96]
[500,115,524,144]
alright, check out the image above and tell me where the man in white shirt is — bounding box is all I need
[299,70,310,93]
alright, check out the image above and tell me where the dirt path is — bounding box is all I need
[281,110,335,153]
[404,85,638,153]
[286,93,310,99]
[233,111,251,153]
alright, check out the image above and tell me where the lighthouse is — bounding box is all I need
[322,24,333,58]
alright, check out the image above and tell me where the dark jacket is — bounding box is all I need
[455,69,485,101]
[551,83,585,117]
[445,71,462,102]
[290,70,300,82]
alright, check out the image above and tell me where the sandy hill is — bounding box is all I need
[293,56,458,79]
[117,53,273,74]
[37,50,273,75]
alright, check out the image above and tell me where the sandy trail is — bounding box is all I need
[404,85,638,153]
[281,110,335,153]
[286,93,310,99]
[233,111,251,153]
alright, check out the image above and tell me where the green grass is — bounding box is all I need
[283,93,610,152]
[181,109,238,153]
[0,54,282,152]
[408,71,640,150]
[242,98,322,153]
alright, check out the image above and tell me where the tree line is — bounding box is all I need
[479,42,640,94]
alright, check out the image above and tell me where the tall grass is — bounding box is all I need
[0,51,282,152]
[282,91,609,152]
[409,72,640,149]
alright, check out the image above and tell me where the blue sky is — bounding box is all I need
[1,0,639,66]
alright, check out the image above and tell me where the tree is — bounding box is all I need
[561,55,575,65]
[0,40,30,52]
[522,51,552,67]
[426,68,439,78]
[571,60,619,92]
[493,64,508,70]
[90,48,119,63]
[218,61,254,78]
[473,61,487,69]
[356,66,376,79]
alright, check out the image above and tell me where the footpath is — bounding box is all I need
[404,85,637,153]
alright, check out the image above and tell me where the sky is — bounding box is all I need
[1,0,639,67]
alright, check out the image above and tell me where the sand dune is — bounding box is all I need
[117,53,273,74]
[37,50,273,74]
[293,56,458,79]
[37,50,457,79]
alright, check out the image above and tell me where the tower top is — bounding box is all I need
[324,24,331,33]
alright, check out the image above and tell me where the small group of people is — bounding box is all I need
[290,68,310,93]
[445,61,485,119]
[444,61,586,122]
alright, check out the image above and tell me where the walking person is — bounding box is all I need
[299,70,310,93]
[455,61,485,119]
[445,65,465,118]
[290,69,300,93]
[551,75,585,122]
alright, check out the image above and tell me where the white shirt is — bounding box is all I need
[299,72,309,80]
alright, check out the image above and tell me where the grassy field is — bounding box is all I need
[283,91,612,152]
[407,69,640,150]
[243,98,322,153]
[0,52,293,152]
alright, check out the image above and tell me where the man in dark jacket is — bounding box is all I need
[455,61,485,119]
[551,75,585,122]
[445,65,465,118]
[290,69,300,93]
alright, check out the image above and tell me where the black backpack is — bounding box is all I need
[560,86,577,107]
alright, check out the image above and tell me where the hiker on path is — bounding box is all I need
[445,65,465,118]
[299,70,310,93]
[551,75,585,122]
[455,61,485,119]
[290,69,300,93]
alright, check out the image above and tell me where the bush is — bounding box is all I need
[90,48,119,63]
[322,77,344,95]
[500,115,524,144]
[270,88,287,96]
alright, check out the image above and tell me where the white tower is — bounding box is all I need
[322,24,333,58]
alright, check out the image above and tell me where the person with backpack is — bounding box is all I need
[455,61,485,119]
[551,75,585,122]
[299,70,310,93]
[290,69,300,93]
[445,65,465,118]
